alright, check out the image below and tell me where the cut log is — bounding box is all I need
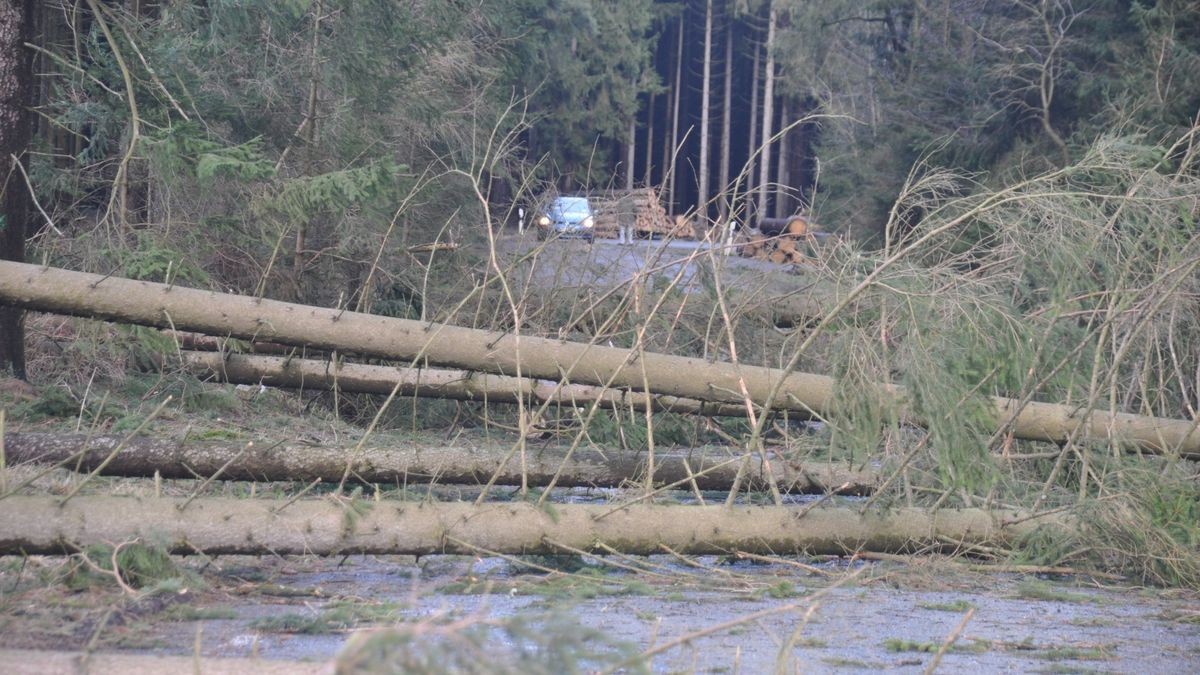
[166,332,301,357]
[2,432,877,494]
[0,261,1197,458]
[407,242,458,254]
[0,495,1049,556]
[740,237,766,258]
[786,216,811,237]
[175,351,750,417]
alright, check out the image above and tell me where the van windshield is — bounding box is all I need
[552,197,591,216]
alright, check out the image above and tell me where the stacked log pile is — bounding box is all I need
[740,215,818,264]
[591,188,692,239]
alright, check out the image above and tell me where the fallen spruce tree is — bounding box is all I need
[0,496,1049,556]
[2,432,877,494]
[175,350,749,417]
[0,261,1197,458]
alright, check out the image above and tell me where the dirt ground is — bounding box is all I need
[2,547,1198,673]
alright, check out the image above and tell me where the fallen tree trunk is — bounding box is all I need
[0,496,1048,556]
[1,261,1197,457]
[176,351,751,417]
[3,432,877,494]
[166,331,300,357]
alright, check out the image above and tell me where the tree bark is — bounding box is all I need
[697,0,713,222]
[0,0,34,379]
[643,90,655,187]
[1,261,1197,457]
[0,495,1047,556]
[625,109,636,191]
[668,14,683,215]
[774,98,790,218]
[292,0,323,302]
[718,19,733,221]
[746,40,760,201]
[3,432,877,494]
[756,3,777,223]
[177,350,751,417]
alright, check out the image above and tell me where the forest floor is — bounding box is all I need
[2,523,1199,673]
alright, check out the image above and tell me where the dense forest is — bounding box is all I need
[7,1,1199,278]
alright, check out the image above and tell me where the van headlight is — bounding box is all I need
[582,216,594,228]
[538,215,551,226]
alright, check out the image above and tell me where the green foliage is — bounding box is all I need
[67,542,183,590]
[339,487,374,534]
[118,234,210,286]
[883,638,939,653]
[1034,646,1114,662]
[827,330,892,465]
[583,409,732,449]
[757,580,802,599]
[918,599,975,612]
[884,637,987,654]
[492,0,659,183]
[145,125,275,183]
[793,1,1200,237]
[1147,482,1200,550]
[118,373,241,415]
[254,161,401,222]
[1012,581,1099,604]
[12,387,78,420]
[1070,476,1200,588]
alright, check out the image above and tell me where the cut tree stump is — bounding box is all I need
[2,432,877,494]
[0,261,1197,458]
[0,496,1051,556]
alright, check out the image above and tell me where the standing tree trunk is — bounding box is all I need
[293,0,323,302]
[717,19,733,221]
[668,14,683,215]
[0,0,33,379]
[625,114,636,191]
[746,41,761,204]
[643,90,655,186]
[774,98,790,218]
[697,0,713,224]
[756,3,777,223]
